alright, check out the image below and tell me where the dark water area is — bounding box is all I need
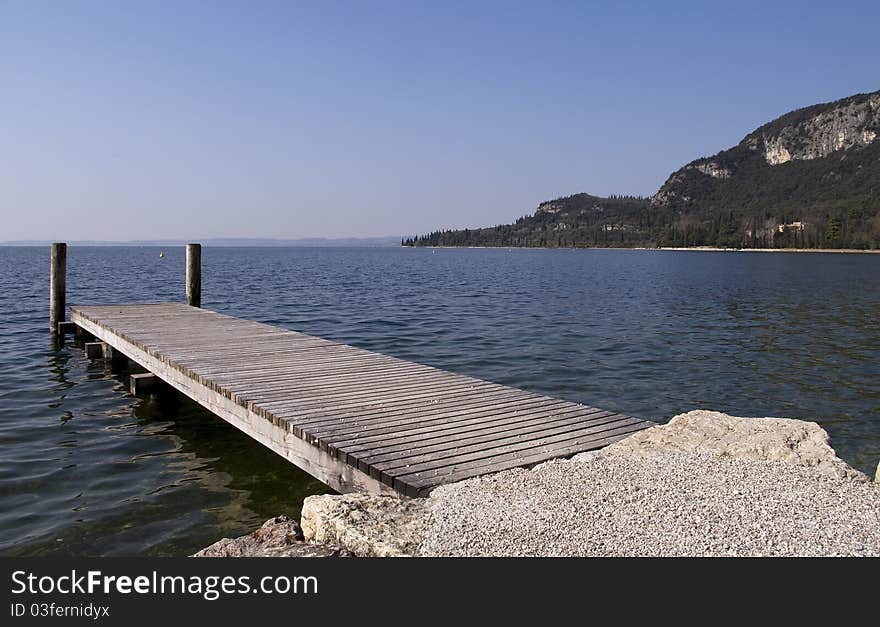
[1,246,879,556]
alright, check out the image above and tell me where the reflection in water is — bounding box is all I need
[47,342,73,388]
[11,353,327,556]
[3,332,327,557]
[0,246,878,556]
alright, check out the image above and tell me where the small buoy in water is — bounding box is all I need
[432,249,436,254]
[159,251,165,258]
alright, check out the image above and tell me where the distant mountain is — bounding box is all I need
[403,194,655,248]
[0,236,403,247]
[652,90,880,248]
[406,90,880,249]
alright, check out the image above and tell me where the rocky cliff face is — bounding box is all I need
[647,89,880,248]
[653,90,880,213]
[748,92,880,165]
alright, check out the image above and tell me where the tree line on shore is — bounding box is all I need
[403,193,880,250]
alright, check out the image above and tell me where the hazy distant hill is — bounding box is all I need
[1,236,403,247]
[406,90,880,249]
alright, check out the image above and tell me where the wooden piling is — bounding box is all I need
[49,243,67,333]
[85,341,122,364]
[85,341,107,359]
[57,321,76,335]
[186,243,201,308]
[130,373,158,395]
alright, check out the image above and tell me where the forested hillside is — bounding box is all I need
[405,90,880,250]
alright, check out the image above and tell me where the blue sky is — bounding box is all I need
[2,0,878,240]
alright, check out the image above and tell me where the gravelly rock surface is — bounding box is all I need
[420,453,880,557]
[194,412,880,557]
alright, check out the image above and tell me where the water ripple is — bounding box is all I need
[0,245,878,556]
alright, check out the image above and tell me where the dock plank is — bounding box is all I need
[69,303,653,496]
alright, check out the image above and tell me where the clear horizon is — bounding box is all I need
[2,1,878,241]
[0,235,404,244]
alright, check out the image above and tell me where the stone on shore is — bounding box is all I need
[194,411,880,557]
[300,493,429,557]
[192,515,351,557]
[602,409,868,481]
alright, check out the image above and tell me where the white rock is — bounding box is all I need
[300,493,429,557]
[602,410,867,481]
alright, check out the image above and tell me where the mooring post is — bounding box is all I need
[49,242,67,333]
[130,373,158,395]
[85,341,108,359]
[186,243,201,308]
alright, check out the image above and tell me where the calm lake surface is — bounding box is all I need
[1,246,879,556]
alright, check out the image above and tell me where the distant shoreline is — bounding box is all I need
[404,245,880,254]
[0,237,402,247]
[651,246,880,254]
[4,241,878,254]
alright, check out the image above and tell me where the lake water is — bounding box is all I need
[1,246,878,556]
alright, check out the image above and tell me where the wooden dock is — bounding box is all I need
[69,302,652,497]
